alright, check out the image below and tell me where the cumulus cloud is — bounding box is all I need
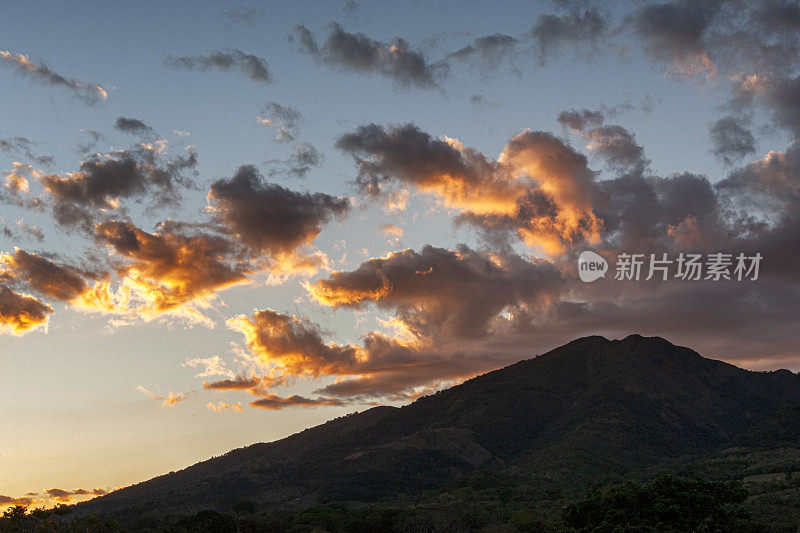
[93,221,251,321]
[628,1,800,138]
[336,123,601,253]
[207,165,350,258]
[631,1,720,78]
[1,163,42,208]
[203,374,271,391]
[710,116,757,165]
[0,50,108,104]
[530,9,608,65]
[0,249,91,301]
[164,49,272,83]
[200,246,561,403]
[227,309,362,377]
[582,125,649,175]
[308,245,563,340]
[557,108,605,132]
[219,307,468,401]
[0,285,52,335]
[41,143,197,230]
[114,117,153,135]
[291,23,446,88]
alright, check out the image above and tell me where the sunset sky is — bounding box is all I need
[2,0,799,508]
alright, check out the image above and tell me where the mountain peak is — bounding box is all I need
[76,335,800,521]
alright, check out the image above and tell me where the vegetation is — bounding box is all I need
[0,504,118,532]
[7,336,800,531]
[7,462,800,532]
[2,474,783,532]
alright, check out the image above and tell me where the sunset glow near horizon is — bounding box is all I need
[2,0,799,509]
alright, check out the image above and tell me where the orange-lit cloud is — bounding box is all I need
[203,374,278,391]
[0,285,52,335]
[3,162,34,194]
[249,394,344,410]
[94,221,251,321]
[137,385,188,407]
[1,249,92,301]
[336,124,602,254]
[307,245,563,340]
[0,495,34,507]
[207,401,244,412]
[381,224,403,237]
[226,309,362,377]
[0,487,108,510]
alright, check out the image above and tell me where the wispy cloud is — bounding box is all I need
[0,50,107,104]
[164,49,272,83]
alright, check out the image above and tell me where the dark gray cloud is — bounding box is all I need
[629,1,800,139]
[557,108,605,132]
[593,171,719,250]
[76,129,103,155]
[250,394,345,410]
[287,142,324,178]
[558,111,648,177]
[710,116,757,166]
[632,1,719,69]
[219,7,265,25]
[207,165,350,256]
[164,49,272,83]
[259,102,302,142]
[114,117,153,135]
[0,136,53,167]
[343,0,358,15]
[291,23,446,88]
[0,50,107,104]
[584,125,649,175]
[310,244,563,340]
[14,221,45,242]
[41,144,197,230]
[448,34,519,72]
[530,9,608,64]
[335,122,497,198]
[763,75,800,138]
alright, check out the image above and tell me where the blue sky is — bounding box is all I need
[1,0,799,507]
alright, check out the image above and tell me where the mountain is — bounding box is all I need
[76,335,800,522]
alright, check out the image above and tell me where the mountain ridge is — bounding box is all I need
[75,334,800,521]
